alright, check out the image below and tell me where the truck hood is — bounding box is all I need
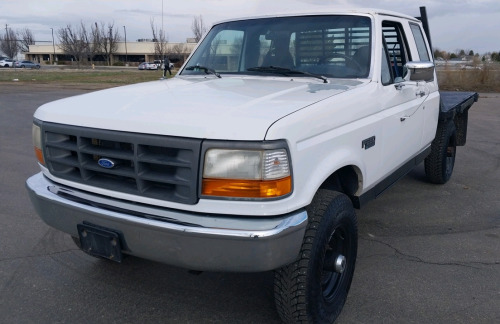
[35,76,365,140]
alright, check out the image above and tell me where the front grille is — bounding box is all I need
[42,122,202,205]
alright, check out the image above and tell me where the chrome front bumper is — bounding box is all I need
[26,173,308,272]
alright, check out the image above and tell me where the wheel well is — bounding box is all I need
[319,166,362,198]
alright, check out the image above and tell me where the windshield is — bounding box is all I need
[181,15,371,79]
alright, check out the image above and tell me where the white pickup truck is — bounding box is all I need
[26,7,477,323]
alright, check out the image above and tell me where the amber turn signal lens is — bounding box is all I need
[202,176,292,198]
[34,147,45,165]
[32,124,45,166]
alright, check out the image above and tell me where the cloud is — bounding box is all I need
[0,0,498,53]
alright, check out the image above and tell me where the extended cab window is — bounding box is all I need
[381,21,412,83]
[409,23,430,61]
[182,15,371,78]
[381,45,392,85]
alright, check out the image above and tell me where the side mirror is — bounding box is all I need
[403,61,435,82]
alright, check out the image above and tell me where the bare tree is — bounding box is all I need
[91,22,120,65]
[104,23,120,65]
[89,22,102,64]
[210,35,222,56]
[58,23,90,67]
[230,36,243,55]
[0,27,19,58]
[17,28,35,53]
[58,21,121,67]
[171,43,191,65]
[171,43,185,56]
[171,43,185,61]
[191,15,207,43]
[79,22,93,64]
[150,19,168,61]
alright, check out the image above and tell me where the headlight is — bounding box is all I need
[32,123,45,165]
[202,148,292,198]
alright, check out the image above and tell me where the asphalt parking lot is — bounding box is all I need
[0,84,498,323]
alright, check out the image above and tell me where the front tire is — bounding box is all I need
[425,120,457,184]
[274,190,358,323]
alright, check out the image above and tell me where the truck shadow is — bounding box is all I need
[52,232,282,323]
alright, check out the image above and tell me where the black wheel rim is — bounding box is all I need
[321,223,349,302]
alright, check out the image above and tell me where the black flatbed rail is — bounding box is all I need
[439,91,478,145]
[440,91,478,117]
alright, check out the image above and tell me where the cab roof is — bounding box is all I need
[213,7,419,25]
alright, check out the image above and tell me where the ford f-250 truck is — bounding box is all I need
[26,7,477,323]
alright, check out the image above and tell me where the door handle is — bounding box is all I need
[416,90,426,97]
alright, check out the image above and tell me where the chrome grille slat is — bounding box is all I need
[42,122,201,205]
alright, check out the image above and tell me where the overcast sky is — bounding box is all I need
[1,0,498,54]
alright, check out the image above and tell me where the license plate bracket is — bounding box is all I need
[77,223,123,262]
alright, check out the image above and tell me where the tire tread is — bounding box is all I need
[425,121,456,184]
[274,190,357,323]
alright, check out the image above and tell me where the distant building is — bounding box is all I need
[25,40,197,66]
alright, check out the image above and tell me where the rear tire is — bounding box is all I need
[274,190,357,323]
[425,120,457,184]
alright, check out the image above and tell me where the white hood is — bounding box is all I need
[35,76,364,140]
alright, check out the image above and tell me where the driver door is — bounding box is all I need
[378,20,428,176]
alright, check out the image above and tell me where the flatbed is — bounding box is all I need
[440,91,478,116]
[439,91,478,145]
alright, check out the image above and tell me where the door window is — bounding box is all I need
[382,21,412,80]
[409,23,430,61]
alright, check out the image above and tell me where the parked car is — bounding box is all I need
[0,58,14,67]
[14,60,41,69]
[154,60,175,69]
[138,62,158,70]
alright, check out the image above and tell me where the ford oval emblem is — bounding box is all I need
[98,158,115,169]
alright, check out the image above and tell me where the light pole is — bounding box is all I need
[123,25,128,65]
[50,27,56,64]
[109,26,113,66]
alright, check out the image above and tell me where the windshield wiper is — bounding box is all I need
[247,66,327,83]
[185,65,221,78]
